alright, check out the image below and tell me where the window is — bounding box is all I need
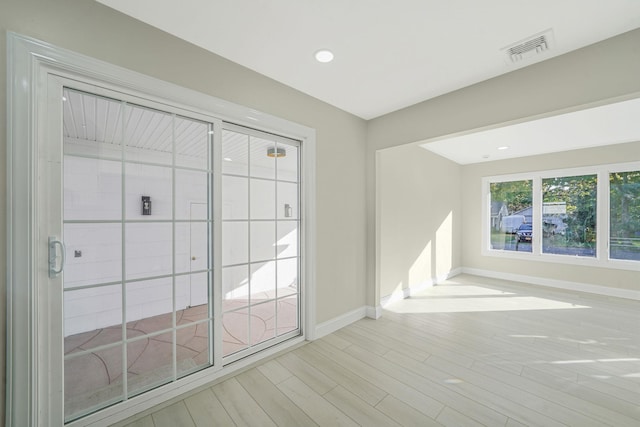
[489,180,532,252]
[542,174,597,257]
[483,163,640,270]
[610,170,640,261]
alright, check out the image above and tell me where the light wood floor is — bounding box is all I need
[118,275,640,427]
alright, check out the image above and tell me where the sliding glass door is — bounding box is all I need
[57,88,301,422]
[6,35,314,427]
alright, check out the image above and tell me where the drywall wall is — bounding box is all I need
[366,28,640,307]
[377,144,462,301]
[462,140,640,292]
[1,0,368,419]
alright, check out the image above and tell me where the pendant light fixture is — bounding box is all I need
[267,146,286,158]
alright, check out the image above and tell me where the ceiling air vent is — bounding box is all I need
[503,29,554,64]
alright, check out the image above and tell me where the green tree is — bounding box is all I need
[543,175,597,245]
[491,180,532,214]
[610,171,640,239]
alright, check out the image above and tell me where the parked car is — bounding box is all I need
[516,223,532,242]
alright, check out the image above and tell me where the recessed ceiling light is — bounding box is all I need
[223,157,232,162]
[498,146,510,150]
[315,49,334,63]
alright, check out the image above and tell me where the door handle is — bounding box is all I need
[49,237,66,278]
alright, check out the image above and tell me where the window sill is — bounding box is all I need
[482,247,640,272]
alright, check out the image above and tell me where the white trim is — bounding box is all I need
[379,267,464,308]
[302,135,317,340]
[462,267,640,301]
[6,32,317,427]
[374,150,383,312]
[314,307,367,339]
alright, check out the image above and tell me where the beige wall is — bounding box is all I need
[1,0,368,419]
[378,144,461,299]
[462,141,640,291]
[367,28,640,307]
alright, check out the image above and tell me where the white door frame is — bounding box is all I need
[6,32,317,427]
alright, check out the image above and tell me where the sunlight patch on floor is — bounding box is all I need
[411,285,515,298]
[551,358,640,365]
[385,295,590,314]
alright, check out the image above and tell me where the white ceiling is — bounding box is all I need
[420,97,640,164]
[96,0,640,120]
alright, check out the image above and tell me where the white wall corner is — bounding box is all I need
[366,305,382,319]
[462,267,640,301]
[313,306,368,340]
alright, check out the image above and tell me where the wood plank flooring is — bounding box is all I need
[118,275,640,426]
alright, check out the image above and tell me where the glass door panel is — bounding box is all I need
[221,125,301,359]
[62,88,213,422]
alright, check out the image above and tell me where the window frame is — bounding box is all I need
[482,161,640,271]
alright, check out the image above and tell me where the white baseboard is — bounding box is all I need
[462,267,640,301]
[314,306,368,339]
[379,267,464,308]
[366,305,382,319]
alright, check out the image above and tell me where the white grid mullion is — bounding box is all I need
[171,114,178,382]
[247,136,252,349]
[274,142,279,336]
[120,100,128,400]
[211,120,220,367]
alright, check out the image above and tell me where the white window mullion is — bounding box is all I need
[171,114,178,381]
[532,176,542,255]
[211,119,223,368]
[121,101,129,401]
[597,169,609,261]
[247,136,253,350]
[274,144,279,335]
